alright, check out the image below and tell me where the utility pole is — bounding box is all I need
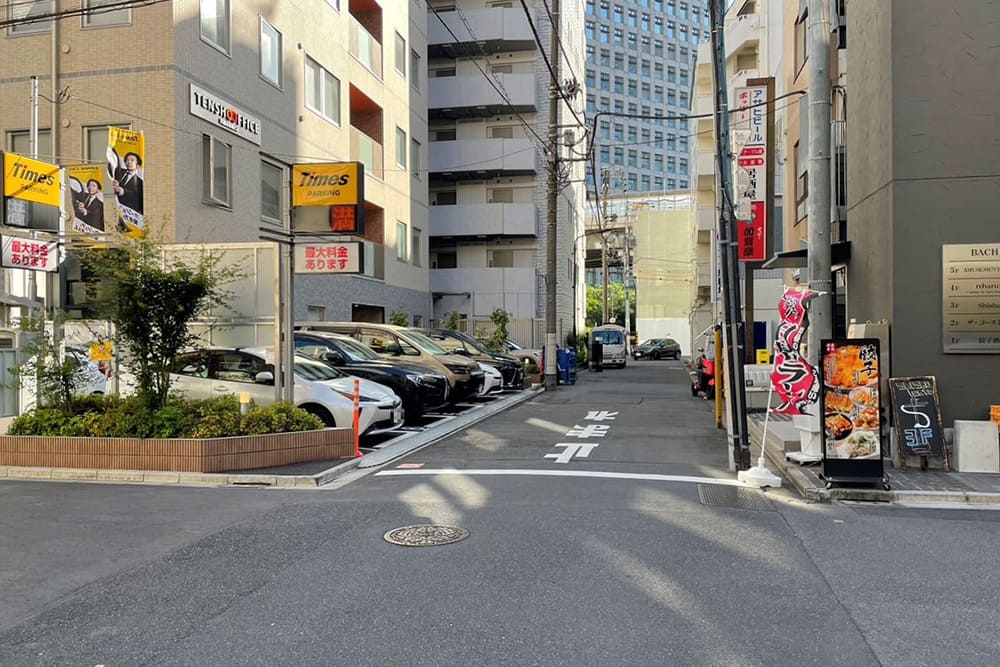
[601,171,610,325]
[543,0,562,390]
[806,0,832,361]
[26,76,39,306]
[623,204,631,338]
[709,0,751,470]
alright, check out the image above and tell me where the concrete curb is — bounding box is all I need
[0,386,545,489]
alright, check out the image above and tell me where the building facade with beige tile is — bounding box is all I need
[0,0,430,325]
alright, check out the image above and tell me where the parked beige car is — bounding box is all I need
[295,322,485,403]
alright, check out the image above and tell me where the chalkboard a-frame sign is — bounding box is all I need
[888,376,950,471]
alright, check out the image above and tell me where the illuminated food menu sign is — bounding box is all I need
[821,338,885,484]
[943,243,1000,353]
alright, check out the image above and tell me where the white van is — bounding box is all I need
[590,324,629,368]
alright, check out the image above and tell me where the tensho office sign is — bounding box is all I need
[189,83,262,146]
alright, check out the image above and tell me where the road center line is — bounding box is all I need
[374,468,747,487]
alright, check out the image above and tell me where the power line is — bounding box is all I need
[427,4,549,156]
[539,0,585,114]
[0,0,171,30]
[517,0,588,132]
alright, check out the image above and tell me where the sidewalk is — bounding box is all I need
[749,413,1000,506]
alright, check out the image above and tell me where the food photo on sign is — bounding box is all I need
[821,339,882,461]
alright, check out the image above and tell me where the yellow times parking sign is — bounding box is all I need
[3,152,62,207]
[291,162,362,207]
[89,341,113,362]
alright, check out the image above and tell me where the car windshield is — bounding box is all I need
[294,356,345,381]
[328,335,381,362]
[592,330,623,345]
[403,330,450,356]
[640,339,662,346]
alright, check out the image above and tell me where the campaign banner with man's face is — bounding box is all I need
[106,127,145,239]
[66,164,106,237]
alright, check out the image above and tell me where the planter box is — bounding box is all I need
[0,428,354,473]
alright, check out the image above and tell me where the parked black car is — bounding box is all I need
[632,337,682,360]
[294,332,450,422]
[418,328,525,389]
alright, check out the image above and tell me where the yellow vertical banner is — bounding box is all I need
[66,164,106,236]
[106,127,144,239]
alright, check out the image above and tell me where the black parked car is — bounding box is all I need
[632,337,682,360]
[294,332,450,422]
[418,329,525,389]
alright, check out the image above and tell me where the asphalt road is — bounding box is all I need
[2,359,1000,666]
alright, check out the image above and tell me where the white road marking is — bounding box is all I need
[544,442,600,463]
[564,424,610,438]
[584,410,618,421]
[375,468,748,487]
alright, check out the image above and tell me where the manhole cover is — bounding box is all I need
[383,524,470,547]
[698,485,774,511]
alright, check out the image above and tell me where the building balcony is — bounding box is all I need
[351,126,383,179]
[349,17,382,77]
[427,7,535,57]
[429,138,537,179]
[431,266,537,298]
[429,73,536,119]
[725,12,761,59]
[696,259,712,288]
[695,148,715,177]
[430,202,537,238]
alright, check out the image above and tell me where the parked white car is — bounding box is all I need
[170,347,403,436]
[477,363,503,397]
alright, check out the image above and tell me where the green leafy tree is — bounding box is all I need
[388,311,410,326]
[442,309,462,331]
[485,308,510,353]
[83,241,238,410]
[585,284,635,328]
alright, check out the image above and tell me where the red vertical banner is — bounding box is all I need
[734,84,768,262]
[737,201,766,261]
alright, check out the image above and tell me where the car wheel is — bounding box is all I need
[650,351,660,360]
[302,404,336,427]
[673,352,680,360]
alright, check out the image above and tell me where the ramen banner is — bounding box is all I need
[66,164,106,236]
[106,127,144,239]
[770,287,820,415]
[821,337,886,484]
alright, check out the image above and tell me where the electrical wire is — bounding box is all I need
[517,0,588,132]
[427,4,549,156]
[538,0,587,120]
[0,0,171,29]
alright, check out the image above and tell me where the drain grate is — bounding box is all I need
[698,485,774,511]
[383,524,470,547]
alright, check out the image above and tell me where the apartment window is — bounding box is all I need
[613,124,623,141]
[434,190,457,205]
[640,175,650,191]
[411,50,421,90]
[613,147,623,165]
[585,21,594,40]
[394,32,406,77]
[599,25,608,42]
[84,124,129,162]
[261,160,283,221]
[432,129,456,141]
[305,56,341,124]
[488,188,514,203]
[599,73,610,91]
[488,250,513,268]
[396,221,408,261]
[654,176,663,190]
[83,0,130,28]
[8,0,52,35]
[599,49,610,66]
[200,0,230,53]
[794,11,808,73]
[410,138,421,178]
[8,129,52,159]
[489,126,515,139]
[202,135,232,207]
[433,67,456,77]
[411,227,422,267]
[307,305,327,321]
[395,127,407,168]
[679,157,689,175]
[260,18,282,87]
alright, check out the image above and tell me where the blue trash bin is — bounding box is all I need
[557,348,577,385]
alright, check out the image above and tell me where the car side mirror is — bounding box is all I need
[255,371,275,385]
[386,342,403,356]
[324,351,346,366]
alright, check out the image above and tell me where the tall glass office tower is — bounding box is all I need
[584,0,711,196]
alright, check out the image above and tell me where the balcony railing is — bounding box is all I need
[350,17,382,77]
[430,202,537,237]
[351,127,383,179]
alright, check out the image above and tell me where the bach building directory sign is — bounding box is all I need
[942,243,1000,353]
